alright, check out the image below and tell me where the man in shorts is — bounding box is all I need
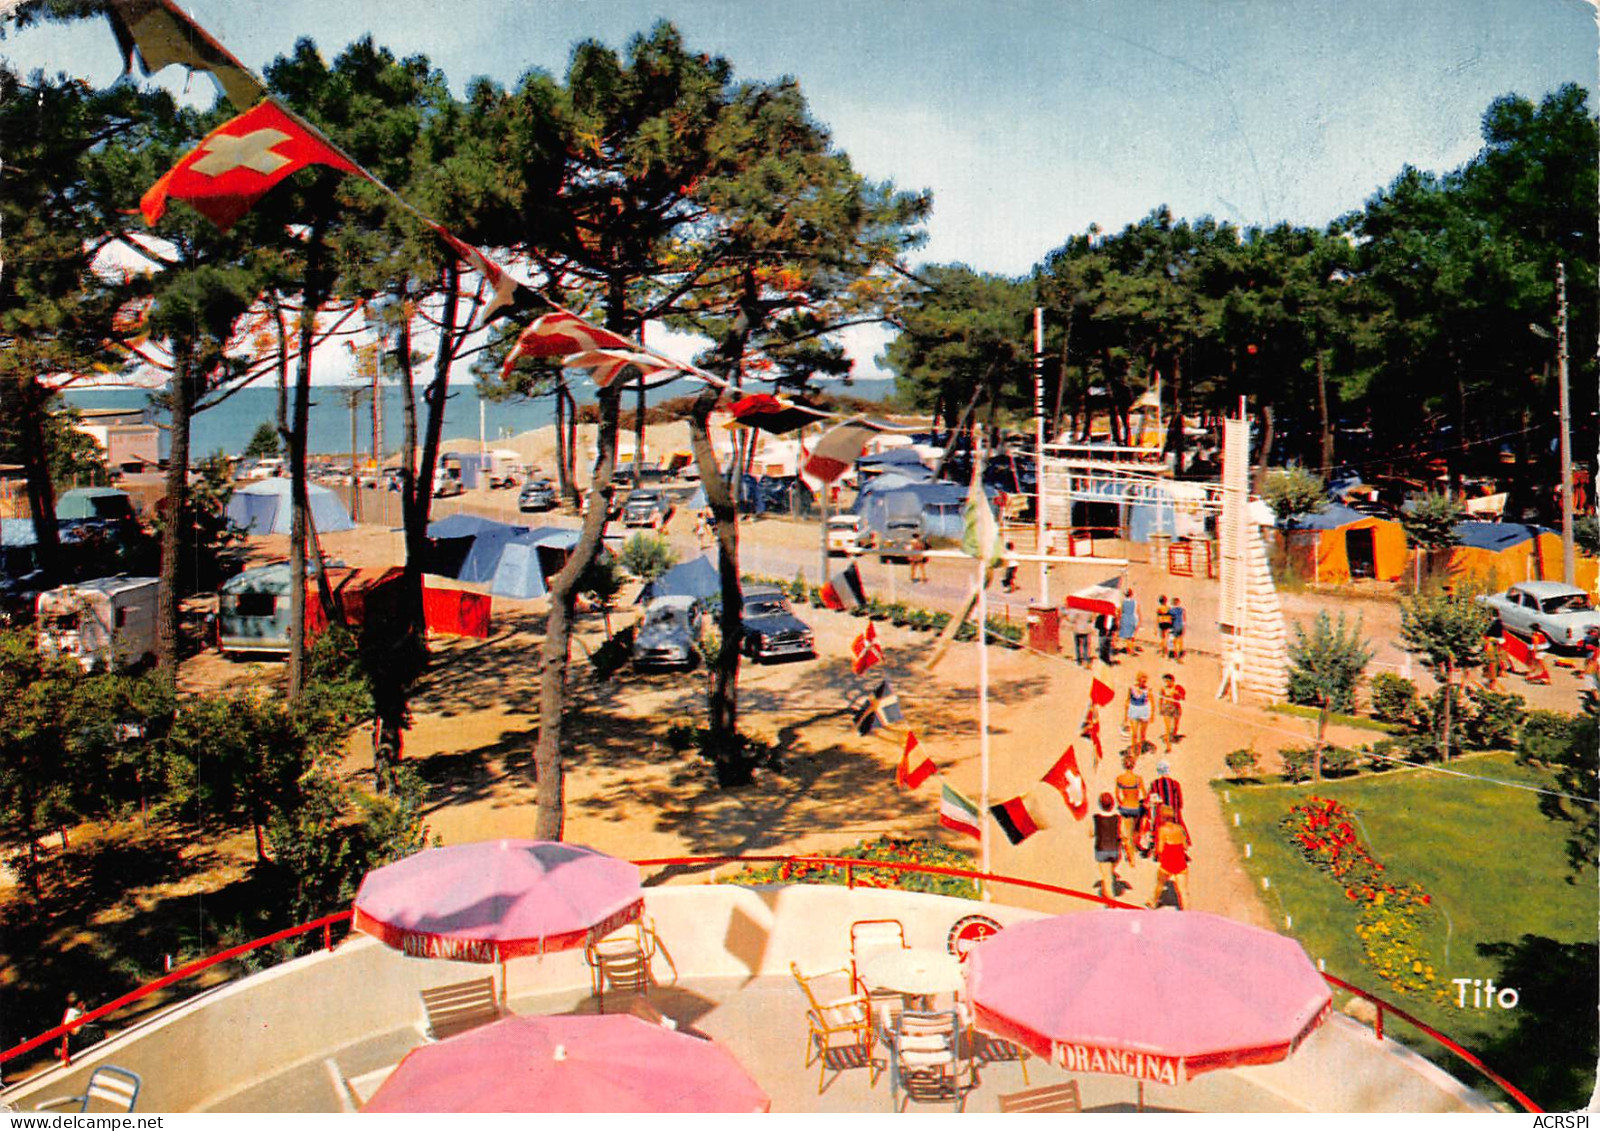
[1158,672,1186,753]
[1168,596,1186,660]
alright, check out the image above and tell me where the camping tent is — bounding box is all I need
[637,554,720,603]
[1448,522,1599,591]
[55,487,134,522]
[490,527,580,600]
[227,479,355,536]
[853,476,972,541]
[857,448,932,483]
[1283,504,1407,583]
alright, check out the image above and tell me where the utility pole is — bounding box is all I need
[1556,261,1574,585]
[1033,307,1048,602]
[344,387,364,524]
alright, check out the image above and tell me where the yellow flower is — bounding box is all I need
[1412,961,1423,974]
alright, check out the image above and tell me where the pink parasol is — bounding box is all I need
[353,840,643,963]
[363,1014,771,1113]
[964,911,1331,1092]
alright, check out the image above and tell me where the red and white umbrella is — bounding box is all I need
[363,1014,770,1113]
[965,911,1331,1102]
[1066,574,1124,617]
[353,840,643,966]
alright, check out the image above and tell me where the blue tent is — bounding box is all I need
[56,487,135,522]
[1287,503,1372,532]
[638,554,720,603]
[854,478,974,540]
[427,512,506,540]
[488,526,583,600]
[2,518,37,548]
[227,479,355,535]
[858,449,932,481]
[456,522,530,583]
[1451,521,1550,551]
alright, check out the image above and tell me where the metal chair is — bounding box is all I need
[584,918,660,1013]
[999,1080,1082,1112]
[848,918,909,1001]
[789,961,878,1094]
[888,1009,978,1112]
[33,1066,141,1113]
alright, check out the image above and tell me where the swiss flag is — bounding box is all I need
[1041,746,1089,821]
[142,100,364,231]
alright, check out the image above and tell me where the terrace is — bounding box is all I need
[0,863,1509,1114]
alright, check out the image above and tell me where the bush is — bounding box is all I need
[1401,687,1463,761]
[1369,673,1420,724]
[1462,687,1527,750]
[1366,739,1403,771]
[1318,745,1363,777]
[589,626,634,680]
[1224,747,1260,778]
[1279,745,1316,783]
[1519,709,1580,765]
[620,533,678,582]
[1264,468,1328,523]
[717,835,979,899]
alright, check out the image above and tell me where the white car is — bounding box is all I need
[1478,581,1600,649]
[827,514,871,556]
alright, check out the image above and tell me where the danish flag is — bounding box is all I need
[141,100,364,231]
[850,622,884,675]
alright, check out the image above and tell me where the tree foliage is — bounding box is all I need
[1264,468,1328,524]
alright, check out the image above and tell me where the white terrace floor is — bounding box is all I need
[5,885,1497,1114]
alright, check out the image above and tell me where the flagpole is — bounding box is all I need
[1034,307,1049,605]
[976,433,992,898]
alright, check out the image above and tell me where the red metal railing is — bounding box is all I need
[0,910,353,1069]
[1,856,1537,1112]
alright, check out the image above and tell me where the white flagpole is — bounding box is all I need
[1034,307,1049,603]
[976,433,992,896]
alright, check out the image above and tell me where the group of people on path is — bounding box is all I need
[1093,757,1191,910]
[1067,587,1186,667]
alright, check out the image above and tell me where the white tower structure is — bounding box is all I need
[1216,416,1290,700]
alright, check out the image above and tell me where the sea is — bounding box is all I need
[61,378,898,461]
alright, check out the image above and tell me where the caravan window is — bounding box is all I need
[44,610,80,632]
[115,607,129,628]
[235,593,277,618]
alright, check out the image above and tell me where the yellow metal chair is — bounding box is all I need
[789,961,878,1094]
[584,918,660,1013]
[848,918,909,1001]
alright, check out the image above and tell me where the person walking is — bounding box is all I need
[1155,595,1172,657]
[907,532,930,583]
[1158,672,1186,753]
[1148,805,1191,910]
[1068,605,1093,666]
[1125,671,1153,756]
[1113,754,1145,865]
[1527,625,1553,684]
[1168,596,1186,661]
[1118,588,1140,655]
[1096,611,1116,664]
[1147,760,1189,842]
[1081,700,1105,766]
[1001,541,1019,593]
[1481,619,1506,690]
[1092,792,1124,904]
[695,509,713,550]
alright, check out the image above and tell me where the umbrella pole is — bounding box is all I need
[499,957,508,1008]
[1137,1079,1144,1112]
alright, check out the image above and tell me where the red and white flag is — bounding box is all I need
[939,783,983,841]
[1041,746,1089,821]
[141,100,365,231]
[850,622,883,675]
[1501,631,1532,668]
[500,311,636,377]
[897,730,937,790]
[563,349,683,389]
[821,562,867,611]
[1089,660,1116,707]
[430,224,522,328]
[1067,575,1124,618]
[802,418,879,484]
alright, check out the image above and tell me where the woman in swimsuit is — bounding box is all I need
[1113,753,1144,864]
[1091,792,1123,904]
[1149,804,1190,910]
[1125,672,1153,756]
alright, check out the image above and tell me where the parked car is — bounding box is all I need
[1478,581,1600,649]
[827,514,872,556]
[623,489,674,529]
[518,478,557,512]
[878,517,924,562]
[0,548,43,627]
[631,595,703,669]
[739,586,815,662]
[432,467,464,498]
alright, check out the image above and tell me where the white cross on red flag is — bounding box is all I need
[141,101,365,231]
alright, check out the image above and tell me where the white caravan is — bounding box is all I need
[36,576,160,671]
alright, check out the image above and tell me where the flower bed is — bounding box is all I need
[716,835,979,899]
[1280,796,1448,1004]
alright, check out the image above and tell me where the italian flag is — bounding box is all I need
[939,783,982,840]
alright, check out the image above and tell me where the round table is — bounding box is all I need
[860,947,965,998]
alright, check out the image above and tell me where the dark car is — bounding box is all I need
[518,478,557,512]
[623,488,674,529]
[0,547,43,627]
[739,586,815,662]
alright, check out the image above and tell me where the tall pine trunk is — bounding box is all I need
[534,384,623,839]
[1314,347,1333,476]
[16,379,62,580]
[287,220,328,704]
[156,337,194,674]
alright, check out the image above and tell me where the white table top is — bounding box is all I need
[860,947,965,996]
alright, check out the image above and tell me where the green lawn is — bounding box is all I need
[1214,753,1597,1112]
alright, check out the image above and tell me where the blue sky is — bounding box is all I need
[6,0,1595,380]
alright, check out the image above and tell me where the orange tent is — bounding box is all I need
[1283,505,1408,584]
[1448,523,1599,592]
